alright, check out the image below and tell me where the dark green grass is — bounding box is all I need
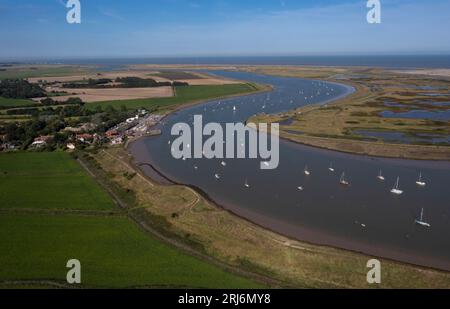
[87,83,259,111]
[0,67,89,80]
[0,97,34,107]
[0,152,262,288]
[152,71,202,80]
[0,152,115,210]
[0,214,261,288]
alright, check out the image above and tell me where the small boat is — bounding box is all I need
[377,170,385,181]
[390,177,403,195]
[297,186,304,191]
[244,179,250,188]
[415,208,431,227]
[194,165,198,170]
[328,163,335,172]
[340,172,350,186]
[221,161,227,167]
[304,166,311,176]
[214,174,221,180]
[416,172,426,187]
[233,106,237,112]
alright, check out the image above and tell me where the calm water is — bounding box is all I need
[38,55,450,69]
[381,110,450,121]
[129,71,450,270]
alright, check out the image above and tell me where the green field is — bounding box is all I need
[0,97,34,107]
[87,83,260,111]
[0,152,260,288]
[0,152,115,211]
[0,66,90,80]
[0,214,259,288]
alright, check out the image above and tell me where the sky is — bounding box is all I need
[1,0,450,60]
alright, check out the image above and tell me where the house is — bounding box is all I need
[75,133,94,143]
[110,136,123,145]
[31,135,53,148]
[106,130,119,138]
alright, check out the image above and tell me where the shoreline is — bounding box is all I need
[125,73,450,273]
[249,76,450,161]
[128,139,450,273]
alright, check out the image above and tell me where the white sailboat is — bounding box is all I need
[377,170,385,181]
[416,172,426,187]
[304,165,311,176]
[328,163,335,172]
[340,172,350,186]
[415,208,431,227]
[244,179,250,188]
[390,177,403,195]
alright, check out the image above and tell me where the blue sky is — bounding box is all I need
[1,0,450,60]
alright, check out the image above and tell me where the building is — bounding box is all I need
[75,133,94,143]
[30,135,53,148]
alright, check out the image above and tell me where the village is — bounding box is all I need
[0,109,163,152]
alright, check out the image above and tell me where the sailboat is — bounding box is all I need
[416,172,426,187]
[390,177,403,195]
[244,179,250,188]
[304,165,311,176]
[340,172,350,186]
[377,170,385,181]
[328,163,335,172]
[415,208,431,227]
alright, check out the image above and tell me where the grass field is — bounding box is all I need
[0,152,261,288]
[0,152,115,211]
[87,83,261,111]
[0,97,34,107]
[0,66,90,80]
[0,214,259,288]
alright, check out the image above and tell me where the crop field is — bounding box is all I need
[87,83,262,111]
[0,152,261,288]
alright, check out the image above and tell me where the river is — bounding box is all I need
[129,71,450,271]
